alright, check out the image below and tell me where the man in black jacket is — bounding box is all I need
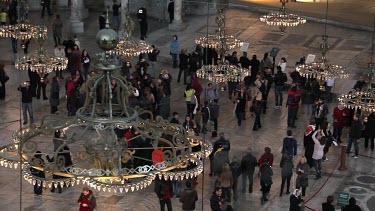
[18,81,34,124]
[259,158,273,205]
[240,150,257,193]
[364,112,375,151]
[137,7,148,39]
[210,187,222,211]
[346,114,362,158]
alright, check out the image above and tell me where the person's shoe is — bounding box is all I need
[352,155,359,158]
[323,158,328,161]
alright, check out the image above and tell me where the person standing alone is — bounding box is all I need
[346,114,362,158]
[18,81,34,125]
[170,35,180,69]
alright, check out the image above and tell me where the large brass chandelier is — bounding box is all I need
[338,84,375,114]
[15,27,68,76]
[0,21,212,193]
[109,14,153,58]
[196,9,249,83]
[295,0,348,81]
[0,0,47,40]
[260,0,306,35]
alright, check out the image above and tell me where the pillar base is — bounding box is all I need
[70,21,84,34]
[168,21,187,31]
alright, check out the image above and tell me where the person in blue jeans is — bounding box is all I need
[346,114,362,158]
[273,66,287,109]
[18,81,34,124]
[170,35,180,68]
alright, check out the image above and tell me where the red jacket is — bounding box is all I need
[192,77,203,95]
[333,107,350,128]
[78,190,96,211]
[287,89,300,109]
[258,152,274,167]
[66,81,75,97]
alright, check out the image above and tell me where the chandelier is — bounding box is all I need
[15,27,67,77]
[109,14,153,58]
[0,25,212,193]
[260,0,306,35]
[296,0,348,81]
[195,9,242,50]
[196,9,249,83]
[338,84,375,114]
[0,0,47,40]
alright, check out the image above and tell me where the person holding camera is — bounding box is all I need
[18,81,34,125]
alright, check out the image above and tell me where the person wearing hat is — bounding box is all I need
[78,187,96,211]
[304,124,316,168]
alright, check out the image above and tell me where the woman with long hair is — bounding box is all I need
[217,163,233,202]
[296,156,310,197]
[81,49,90,81]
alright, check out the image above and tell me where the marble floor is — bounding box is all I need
[0,6,374,211]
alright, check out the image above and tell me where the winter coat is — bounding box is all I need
[282,136,297,157]
[289,194,302,211]
[179,188,198,210]
[312,131,325,160]
[349,120,362,139]
[296,162,309,187]
[155,180,173,200]
[280,156,294,178]
[77,190,96,211]
[210,193,221,211]
[170,40,180,55]
[300,89,316,105]
[365,113,375,137]
[258,152,274,167]
[315,103,328,119]
[209,102,220,119]
[304,132,315,167]
[333,107,350,128]
[259,163,273,185]
[52,18,63,38]
[240,153,257,174]
[274,71,287,86]
[287,89,300,109]
[49,80,60,106]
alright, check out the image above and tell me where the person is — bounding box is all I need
[280,154,294,196]
[321,121,334,161]
[346,114,362,158]
[241,149,257,193]
[353,76,366,91]
[258,147,274,166]
[148,45,160,77]
[112,0,121,30]
[53,130,64,152]
[0,8,8,25]
[314,98,329,129]
[137,7,148,39]
[239,51,250,69]
[41,0,53,18]
[52,14,63,46]
[67,48,79,77]
[287,84,300,128]
[210,187,222,211]
[170,112,179,124]
[192,77,203,107]
[30,151,45,196]
[273,66,287,108]
[364,112,375,151]
[296,156,309,197]
[209,131,218,176]
[18,81,34,124]
[217,163,233,202]
[282,130,297,158]
[167,0,174,23]
[322,195,335,211]
[333,102,350,143]
[252,91,262,131]
[290,189,304,211]
[342,197,362,211]
[184,84,196,118]
[304,124,316,168]
[205,83,220,102]
[49,76,60,114]
[0,63,8,100]
[249,54,260,84]
[11,37,18,53]
[260,52,273,73]
[325,78,334,102]
[99,12,106,30]
[77,187,96,211]
[81,49,91,81]
[54,45,65,79]
[209,99,220,131]
[233,87,248,126]
[230,156,241,201]
[312,129,326,179]
[155,178,173,211]
[300,84,316,121]
[178,49,189,84]
[170,35,180,68]
[278,57,287,73]
[259,158,273,205]
[179,180,198,211]
[212,133,230,176]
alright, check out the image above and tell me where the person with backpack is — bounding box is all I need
[209,99,220,131]
[259,158,273,205]
[274,66,288,109]
[287,84,300,128]
[230,156,241,201]
[282,130,297,158]
[78,187,96,211]
[241,149,258,193]
[279,154,294,196]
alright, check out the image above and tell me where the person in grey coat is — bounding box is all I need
[179,180,198,211]
[49,76,60,114]
[296,156,309,197]
[52,14,63,46]
[280,154,294,196]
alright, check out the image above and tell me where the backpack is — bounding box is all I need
[230,161,241,177]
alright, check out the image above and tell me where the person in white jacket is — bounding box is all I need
[312,129,326,180]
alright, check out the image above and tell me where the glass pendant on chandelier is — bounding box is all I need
[260,0,306,35]
[15,26,68,77]
[295,0,348,81]
[108,13,152,58]
[0,0,47,40]
[196,9,249,84]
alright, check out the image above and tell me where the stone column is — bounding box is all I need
[70,0,84,33]
[169,0,186,31]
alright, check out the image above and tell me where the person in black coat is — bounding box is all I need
[280,154,294,196]
[0,63,8,100]
[137,7,148,39]
[167,0,174,23]
[241,150,257,193]
[304,125,315,168]
[343,197,362,211]
[290,189,303,211]
[99,12,106,30]
[259,158,273,205]
[210,187,222,211]
[364,112,375,151]
[346,114,362,158]
[41,0,53,18]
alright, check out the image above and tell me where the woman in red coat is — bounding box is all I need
[332,102,350,143]
[78,187,96,211]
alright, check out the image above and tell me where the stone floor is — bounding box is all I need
[0,6,374,211]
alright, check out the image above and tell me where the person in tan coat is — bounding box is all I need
[217,163,233,202]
